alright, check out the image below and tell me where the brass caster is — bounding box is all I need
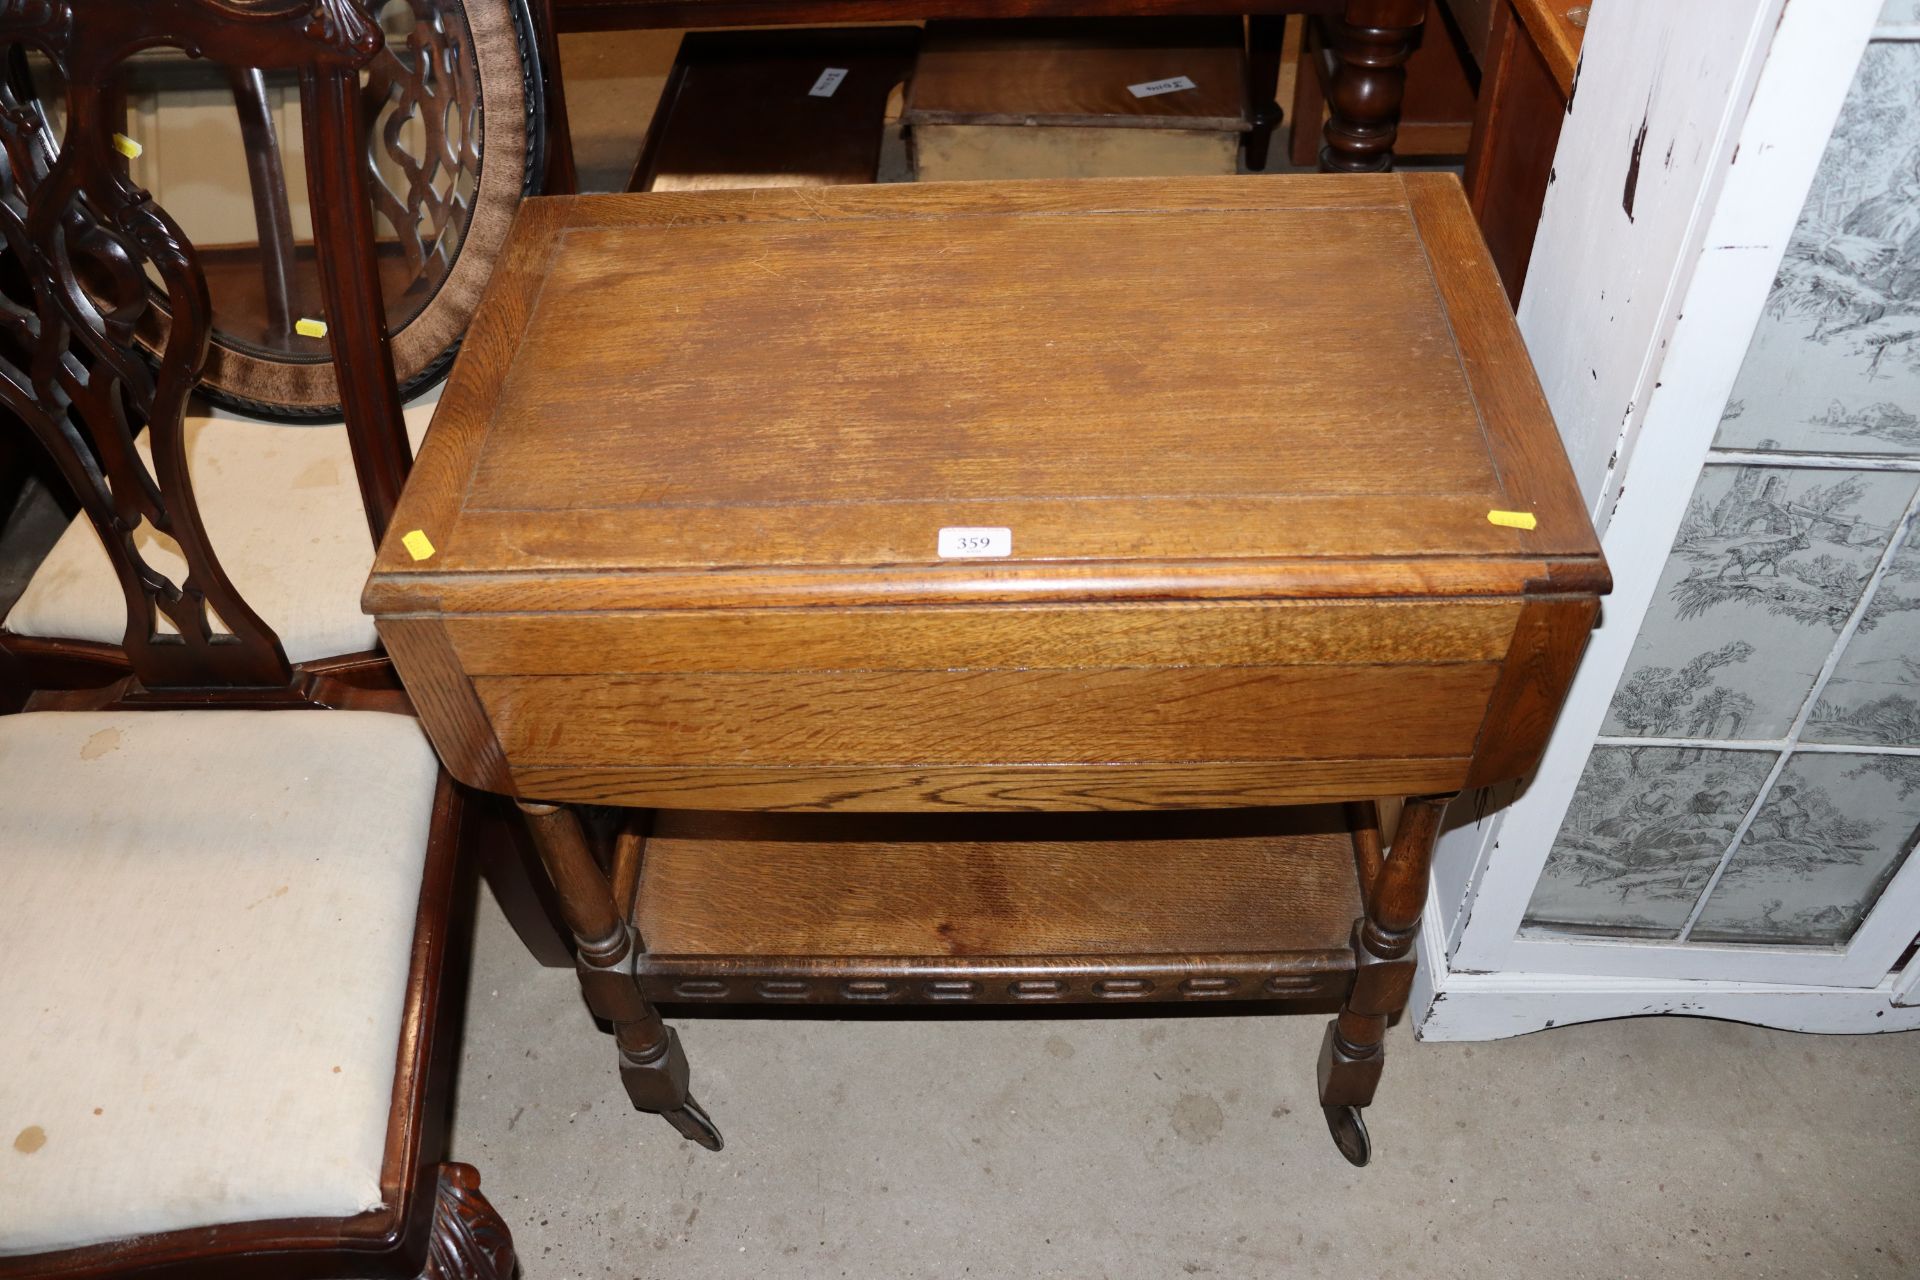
[663,1095,724,1151]
[1322,1103,1371,1167]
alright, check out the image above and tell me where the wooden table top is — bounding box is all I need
[368,174,1602,618]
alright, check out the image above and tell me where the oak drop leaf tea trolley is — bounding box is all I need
[363,174,1609,1165]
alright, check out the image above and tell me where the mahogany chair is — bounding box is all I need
[0,0,574,968]
[0,2,513,1274]
[0,0,543,701]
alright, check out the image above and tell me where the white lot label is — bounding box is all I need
[810,67,849,97]
[937,527,1013,558]
[1127,75,1197,98]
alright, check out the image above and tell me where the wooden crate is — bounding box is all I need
[903,19,1251,181]
[627,28,917,192]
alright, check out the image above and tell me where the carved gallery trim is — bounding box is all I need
[638,958,1352,1006]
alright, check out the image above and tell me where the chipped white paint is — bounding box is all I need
[1419,0,1920,1037]
[1432,0,1811,969]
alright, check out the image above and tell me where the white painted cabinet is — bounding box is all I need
[1417,0,1920,1038]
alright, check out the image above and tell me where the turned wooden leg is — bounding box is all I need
[516,800,723,1151]
[1318,791,1454,1165]
[421,1164,514,1280]
[1320,0,1425,173]
[1244,15,1287,171]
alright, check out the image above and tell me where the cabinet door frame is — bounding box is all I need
[1432,0,1915,991]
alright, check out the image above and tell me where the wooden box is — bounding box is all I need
[904,19,1252,181]
[627,28,918,193]
[364,175,1606,816]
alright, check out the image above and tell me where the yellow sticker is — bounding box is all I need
[1487,509,1538,530]
[295,317,328,339]
[401,529,436,561]
[112,133,142,159]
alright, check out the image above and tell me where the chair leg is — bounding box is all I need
[1317,791,1453,1165]
[1320,0,1425,173]
[1244,15,1287,171]
[516,801,724,1151]
[472,790,575,967]
[421,1164,514,1280]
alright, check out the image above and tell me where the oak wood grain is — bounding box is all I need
[1401,171,1601,565]
[366,556,1597,615]
[365,174,1606,811]
[443,600,1523,675]
[634,807,1364,956]
[479,662,1501,767]
[1463,594,1598,787]
[379,617,516,793]
[370,176,1599,608]
[510,758,1473,811]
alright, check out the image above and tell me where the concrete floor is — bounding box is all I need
[450,886,1920,1280]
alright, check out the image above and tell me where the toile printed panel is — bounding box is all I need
[1524,20,1920,955]
[1523,747,1777,939]
[1806,527,1920,744]
[1714,40,1920,457]
[1600,466,1916,741]
[1690,753,1920,945]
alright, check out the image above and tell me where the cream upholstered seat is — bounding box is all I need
[3,398,433,665]
[0,709,441,1256]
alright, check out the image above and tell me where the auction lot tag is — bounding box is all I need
[937,527,1012,558]
[1128,75,1197,98]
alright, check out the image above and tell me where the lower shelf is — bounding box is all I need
[631,807,1365,1006]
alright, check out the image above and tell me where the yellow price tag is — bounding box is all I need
[295,317,328,339]
[112,133,142,159]
[401,529,436,561]
[1487,510,1538,531]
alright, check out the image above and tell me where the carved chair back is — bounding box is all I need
[0,0,407,697]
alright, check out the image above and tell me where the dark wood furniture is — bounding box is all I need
[626,27,917,192]
[542,0,1433,179]
[1462,0,1584,303]
[364,173,1607,1165]
[1290,0,1476,167]
[904,18,1251,180]
[82,0,546,418]
[0,2,512,1275]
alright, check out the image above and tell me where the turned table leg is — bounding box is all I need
[1320,0,1425,173]
[1318,791,1454,1165]
[516,800,723,1150]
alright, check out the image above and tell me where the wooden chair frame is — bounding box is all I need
[0,2,514,1273]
